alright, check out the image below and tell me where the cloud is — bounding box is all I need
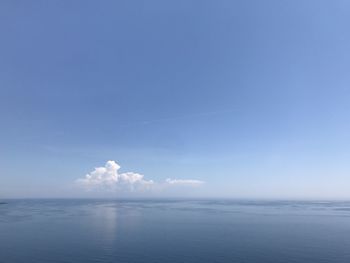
[76,160,204,192]
[165,178,204,186]
[76,160,154,191]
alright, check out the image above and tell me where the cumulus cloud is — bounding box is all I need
[76,161,204,193]
[76,160,154,191]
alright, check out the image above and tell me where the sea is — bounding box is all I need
[1,199,350,263]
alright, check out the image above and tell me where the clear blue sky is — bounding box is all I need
[1,0,350,198]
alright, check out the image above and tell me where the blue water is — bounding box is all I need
[1,200,350,263]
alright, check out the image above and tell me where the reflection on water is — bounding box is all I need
[1,200,350,263]
[90,204,118,242]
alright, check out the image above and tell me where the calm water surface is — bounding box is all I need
[1,199,350,263]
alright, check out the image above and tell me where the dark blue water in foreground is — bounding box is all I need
[1,200,350,263]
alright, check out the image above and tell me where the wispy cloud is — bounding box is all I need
[165,178,204,186]
[118,109,237,128]
[76,161,204,192]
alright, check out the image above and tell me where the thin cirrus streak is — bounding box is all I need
[76,160,205,192]
[117,108,239,128]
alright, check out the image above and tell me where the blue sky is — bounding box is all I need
[1,0,350,198]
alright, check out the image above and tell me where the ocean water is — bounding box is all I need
[1,200,350,263]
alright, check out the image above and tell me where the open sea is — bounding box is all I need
[1,199,350,263]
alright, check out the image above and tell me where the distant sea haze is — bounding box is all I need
[1,199,350,263]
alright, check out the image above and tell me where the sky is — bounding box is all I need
[1,0,350,199]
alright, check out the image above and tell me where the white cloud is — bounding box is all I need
[76,160,154,191]
[165,178,204,186]
[76,160,204,192]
